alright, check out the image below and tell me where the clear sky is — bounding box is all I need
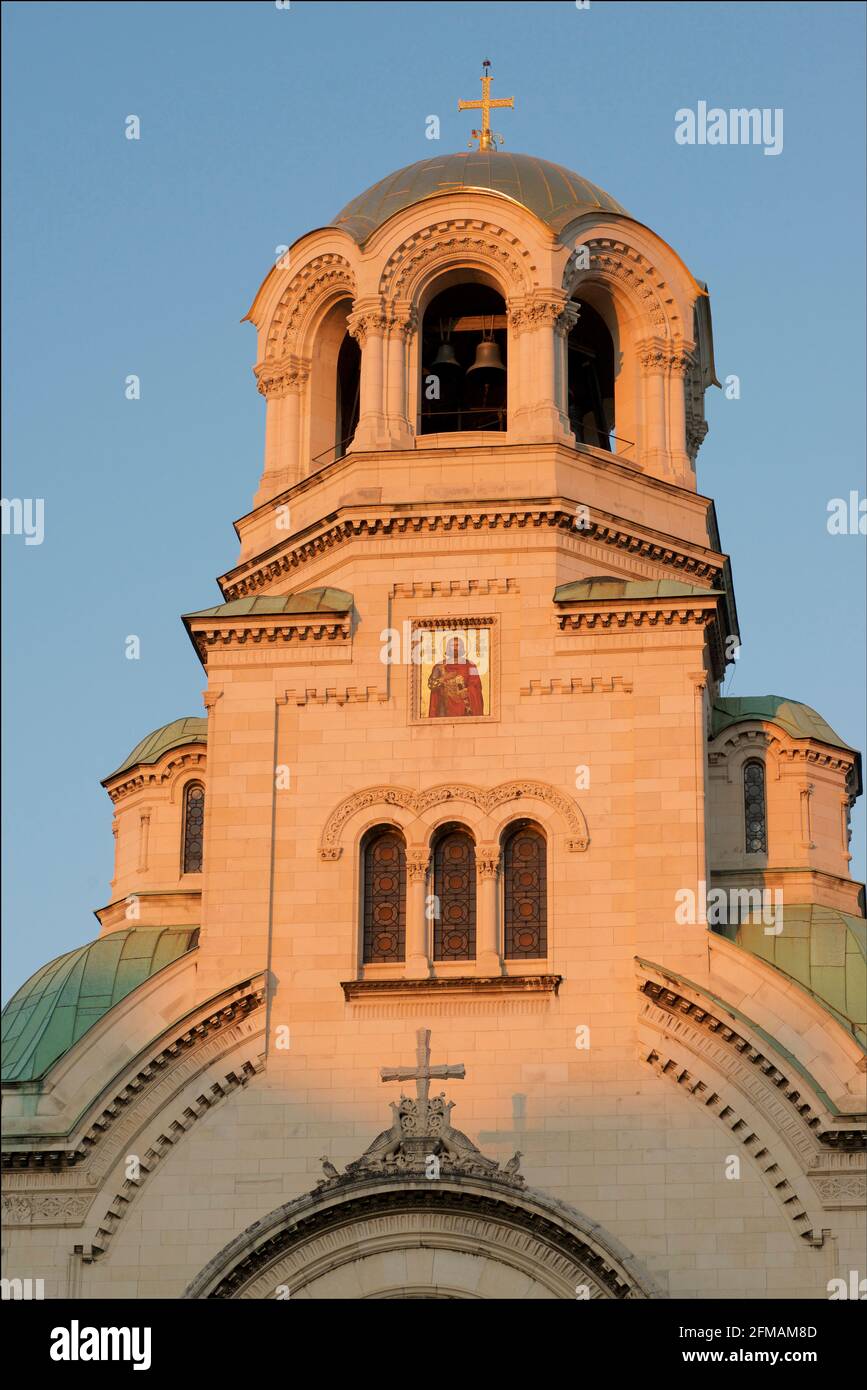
[2,0,865,997]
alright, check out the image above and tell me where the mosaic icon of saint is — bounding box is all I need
[427,636,484,717]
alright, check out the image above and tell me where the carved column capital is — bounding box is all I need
[636,337,669,373]
[347,300,389,346]
[254,354,311,399]
[406,848,430,882]
[476,843,500,878]
[637,338,695,377]
[508,293,571,336]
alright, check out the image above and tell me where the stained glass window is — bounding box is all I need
[744,761,767,854]
[433,828,476,961]
[503,823,547,959]
[362,828,406,963]
[182,782,205,874]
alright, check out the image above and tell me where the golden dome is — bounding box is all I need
[331,151,627,244]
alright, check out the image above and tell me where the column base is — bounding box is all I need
[477,950,502,976]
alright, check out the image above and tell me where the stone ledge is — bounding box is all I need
[341,974,562,1000]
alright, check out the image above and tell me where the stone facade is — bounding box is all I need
[2,150,864,1302]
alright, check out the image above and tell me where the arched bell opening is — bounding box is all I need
[309,297,360,469]
[420,282,507,435]
[567,299,616,451]
[335,330,360,460]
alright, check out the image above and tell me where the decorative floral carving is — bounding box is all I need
[406,848,430,882]
[265,254,357,358]
[254,355,311,399]
[565,240,674,334]
[476,844,500,879]
[379,221,535,301]
[319,779,589,859]
[508,295,571,334]
[1,1192,92,1225]
[810,1174,866,1204]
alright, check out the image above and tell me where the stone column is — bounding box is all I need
[384,302,415,447]
[254,355,310,504]
[556,301,580,440]
[137,812,150,874]
[667,345,694,483]
[476,843,501,975]
[348,301,388,449]
[405,848,430,978]
[508,294,573,442]
[638,339,668,476]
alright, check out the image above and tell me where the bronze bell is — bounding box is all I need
[431,340,460,369]
[467,336,505,373]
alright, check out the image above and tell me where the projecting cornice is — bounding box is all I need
[218,500,729,603]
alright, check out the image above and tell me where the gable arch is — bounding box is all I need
[183,1173,663,1299]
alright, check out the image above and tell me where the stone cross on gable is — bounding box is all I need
[380,1028,465,1128]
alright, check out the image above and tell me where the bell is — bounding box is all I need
[431,340,460,369]
[467,337,505,373]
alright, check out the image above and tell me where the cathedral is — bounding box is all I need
[3,71,865,1303]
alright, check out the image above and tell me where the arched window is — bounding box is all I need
[309,297,359,469]
[182,782,205,874]
[503,822,547,959]
[743,760,767,854]
[335,329,360,459]
[432,826,476,961]
[362,827,406,963]
[567,299,615,450]
[421,282,507,435]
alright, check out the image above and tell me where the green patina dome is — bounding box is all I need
[103,716,208,784]
[183,587,353,620]
[716,906,866,1049]
[711,696,855,754]
[1,927,199,1084]
[331,151,627,244]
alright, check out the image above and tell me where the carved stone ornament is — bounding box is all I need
[254,354,311,399]
[379,221,534,301]
[317,1030,525,1190]
[265,253,357,358]
[508,295,571,333]
[319,779,590,859]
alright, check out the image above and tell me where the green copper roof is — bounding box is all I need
[715,905,866,1049]
[184,588,353,620]
[103,717,208,783]
[711,696,855,753]
[332,152,627,244]
[1,927,199,1084]
[554,577,721,602]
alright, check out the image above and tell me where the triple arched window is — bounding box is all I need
[743,760,767,854]
[182,781,205,874]
[360,821,547,965]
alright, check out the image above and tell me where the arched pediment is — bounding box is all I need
[183,1175,661,1300]
[318,780,589,860]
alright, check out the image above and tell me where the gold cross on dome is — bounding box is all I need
[380,1028,465,1114]
[458,60,514,152]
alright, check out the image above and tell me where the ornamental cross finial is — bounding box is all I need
[458,60,514,152]
[380,1028,465,1128]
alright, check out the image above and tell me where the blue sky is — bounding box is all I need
[2,0,865,996]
